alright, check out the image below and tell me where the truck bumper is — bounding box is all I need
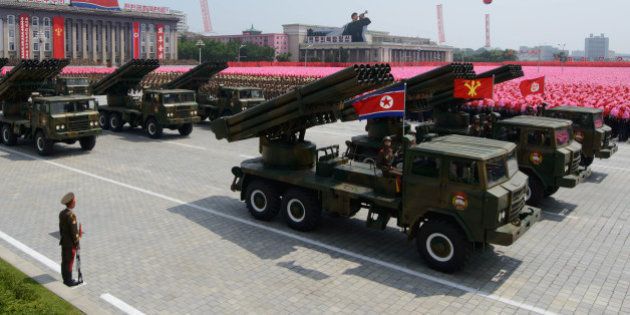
[595,143,618,159]
[557,167,592,188]
[52,129,102,141]
[487,206,541,246]
[167,117,200,125]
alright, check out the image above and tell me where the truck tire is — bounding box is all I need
[178,123,193,136]
[34,131,54,156]
[2,124,17,146]
[198,113,208,122]
[282,188,321,231]
[79,136,96,151]
[109,113,123,132]
[98,112,110,130]
[526,176,545,206]
[245,180,281,221]
[417,218,472,273]
[145,118,163,139]
[544,186,560,197]
[580,154,594,167]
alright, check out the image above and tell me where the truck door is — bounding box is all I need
[403,153,445,222]
[524,127,555,176]
[443,158,484,228]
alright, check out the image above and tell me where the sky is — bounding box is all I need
[119,0,630,53]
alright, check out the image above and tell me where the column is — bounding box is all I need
[145,25,150,59]
[71,22,77,59]
[101,22,106,64]
[3,19,7,58]
[110,23,116,65]
[82,21,87,60]
[171,28,178,60]
[92,22,97,62]
[119,23,125,63]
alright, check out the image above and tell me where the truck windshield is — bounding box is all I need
[486,151,518,187]
[49,100,96,114]
[240,90,263,99]
[555,128,572,146]
[65,78,89,86]
[594,113,604,129]
[163,93,195,104]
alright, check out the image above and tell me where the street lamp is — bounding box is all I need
[195,40,205,64]
[304,44,313,67]
[557,43,567,73]
[237,44,246,62]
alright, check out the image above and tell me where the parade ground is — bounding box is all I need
[0,121,629,315]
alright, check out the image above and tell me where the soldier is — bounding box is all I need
[376,136,402,177]
[59,192,81,287]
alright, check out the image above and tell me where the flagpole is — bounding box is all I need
[403,83,407,138]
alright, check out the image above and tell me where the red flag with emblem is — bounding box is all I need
[454,77,494,99]
[52,17,65,59]
[519,76,545,97]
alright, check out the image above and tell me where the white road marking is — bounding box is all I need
[593,164,630,172]
[0,230,60,272]
[0,147,554,315]
[542,210,578,220]
[100,293,146,315]
[165,141,208,151]
[239,154,257,159]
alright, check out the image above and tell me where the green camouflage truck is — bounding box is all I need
[197,86,266,121]
[211,65,541,273]
[544,106,617,166]
[0,59,100,156]
[493,116,590,205]
[40,76,90,96]
[94,59,200,138]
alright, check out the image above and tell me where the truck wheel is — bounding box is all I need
[245,180,281,221]
[580,154,594,167]
[417,219,472,273]
[109,113,123,132]
[98,112,110,130]
[198,114,208,122]
[145,118,163,139]
[282,189,321,232]
[2,124,17,146]
[34,131,54,156]
[79,136,96,151]
[526,177,545,206]
[178,123,193,136]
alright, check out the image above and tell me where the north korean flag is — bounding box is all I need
[351,84,406,120]
[519,76,545,97]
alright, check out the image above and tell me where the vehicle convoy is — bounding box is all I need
[94,59,200,138]
[0,59,101,156]
[210,64,541,273]
[544,106,617,166]
[345,64,590,206]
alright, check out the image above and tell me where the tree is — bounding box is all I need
[177,36,276,62]
[276,53,291,62]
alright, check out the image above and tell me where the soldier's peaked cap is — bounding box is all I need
[61,192,75,205]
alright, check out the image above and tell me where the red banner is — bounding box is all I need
[519,76,545,97]
[454,77,494,100]
[52,16,65,59]
[156,24,164,60]
[132,22,140,59]
[19,14,30,59]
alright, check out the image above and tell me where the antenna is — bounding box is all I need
[199,0,213,33]
[485,14,491,48]
[436,4,446,44]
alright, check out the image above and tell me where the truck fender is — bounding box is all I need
[408,209,474,242]
[519,167,542,185]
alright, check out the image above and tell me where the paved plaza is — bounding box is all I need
[0,121,629,314]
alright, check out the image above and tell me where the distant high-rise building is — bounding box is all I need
[171,10,189,35]
[585,34,609,60]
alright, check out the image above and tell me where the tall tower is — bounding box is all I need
[485,14,491,48]
[436,4,446,44]
[199,0,213,33]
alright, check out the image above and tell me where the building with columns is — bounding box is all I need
[0,0,179,65]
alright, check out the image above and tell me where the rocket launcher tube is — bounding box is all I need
[161,61,228,91]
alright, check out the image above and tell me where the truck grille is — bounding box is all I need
[570,151,581,174]
[509,186,526,222]
[174,108,192,118]
[68,116,90,131]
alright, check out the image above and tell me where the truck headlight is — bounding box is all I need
[56,125,60,131]
[498,210,507,223]
[564,165,569,173]
[190,110,196,116]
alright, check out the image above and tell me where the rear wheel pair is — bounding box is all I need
[1,124,17,146]
[245,180,321,231]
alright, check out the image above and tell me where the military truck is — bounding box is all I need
[0,59,100,156]
[197,86,266,121]
[93,59,200,138]
[40,76,90,96]
[544,106,617,166]
[211,64,541,273]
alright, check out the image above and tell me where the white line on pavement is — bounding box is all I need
[239,154,257,159]
[100,293,146,315]
[0,147,554,315]
[593,164,630,172]
[165,141,208,151]
[0,230,60,272]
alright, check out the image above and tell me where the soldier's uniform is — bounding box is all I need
[59,192,80,286]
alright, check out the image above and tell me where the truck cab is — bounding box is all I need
[493,116,590,205]
[1,95,101,155]
[198,86,265,121]
[545,106,617,166]
[40,77,91,96]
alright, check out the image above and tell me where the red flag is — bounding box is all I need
[519,76,545,97]
[454,77,494,99]
[52,17,65,59]
[351,84,406,120]
[132,22,140,59]
[19,14,30,59]
[156,24,165,60]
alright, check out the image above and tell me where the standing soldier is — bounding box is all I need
[59,192,81,287]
